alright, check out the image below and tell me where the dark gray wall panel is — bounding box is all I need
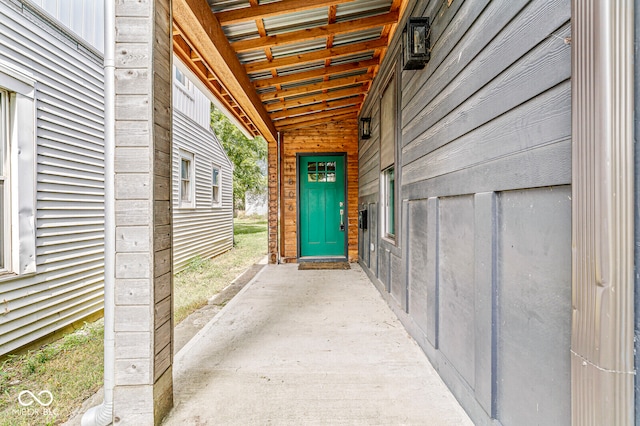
[390,253,404,310]
[474,192,497,417]
[408,199,430,334]
[379,247,390,292]
[438,195,475,387]
[368,203,378,277]
[496,186,571,426]
[426,197,439,347]
[635,0,640,420]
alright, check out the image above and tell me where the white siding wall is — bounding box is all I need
[25,0,104,52]
[0,0,104,355]
[172,67,234,272]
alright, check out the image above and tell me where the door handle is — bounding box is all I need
[340,208,345,231]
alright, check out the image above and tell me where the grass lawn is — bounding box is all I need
[0,216,267,425]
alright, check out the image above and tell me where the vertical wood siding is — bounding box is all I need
[172,76,233,271]
[358,0,572,424]
[0,0,105,356]
[25,0,105,52]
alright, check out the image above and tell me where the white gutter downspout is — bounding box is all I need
[82,0,115,424]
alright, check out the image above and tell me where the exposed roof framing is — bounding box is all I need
[173,0,408,133]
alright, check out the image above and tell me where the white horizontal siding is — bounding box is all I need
[172,108,234,272]
[0,0,104,356]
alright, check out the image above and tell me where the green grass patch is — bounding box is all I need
[0,321,104,426]
[173,217,267,323]
[0,216,267,425]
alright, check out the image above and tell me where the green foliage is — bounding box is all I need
[211,106,268,211]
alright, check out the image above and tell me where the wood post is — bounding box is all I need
[113,0,174,423]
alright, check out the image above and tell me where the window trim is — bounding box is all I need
[211,163,222,207]
[379,71,397,243]
[0,61,37,277]
[179,150,195,208]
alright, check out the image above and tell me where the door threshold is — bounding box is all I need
[298,256,348,263]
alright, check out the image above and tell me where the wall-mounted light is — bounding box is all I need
[360,117,371,139]
[402,17,430,70]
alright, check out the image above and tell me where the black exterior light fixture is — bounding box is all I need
[403,17,431,70]
[360,117,371,139]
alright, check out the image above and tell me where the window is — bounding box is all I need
[212,164,221,206]
[380,74,397,240]
[179,151,195,207]
[307,161,336,183]
[175,66,187,87]
[0,61,37,276]
[382,167,395,237]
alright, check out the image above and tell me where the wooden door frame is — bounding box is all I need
[296,152,348,261]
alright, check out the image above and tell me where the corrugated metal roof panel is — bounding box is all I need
[270,39,327,59]
[222,21,260,41]
[207,0,250,13]
[336,0,393,20]
[237,50,268,64]
[263,8,329,34]
[333,28,383,46]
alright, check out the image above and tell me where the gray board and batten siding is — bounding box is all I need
[358,0,572,425]
[172,63,234,272]
[0,0,105,356]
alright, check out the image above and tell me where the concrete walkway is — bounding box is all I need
[163,263,472,425]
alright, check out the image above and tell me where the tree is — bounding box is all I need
[210,106,267,212]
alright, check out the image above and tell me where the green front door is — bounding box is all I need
[299,155,346,257]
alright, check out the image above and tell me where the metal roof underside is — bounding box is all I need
[173,0,405,136]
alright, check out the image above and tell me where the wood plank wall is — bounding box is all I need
[271,119,359,263]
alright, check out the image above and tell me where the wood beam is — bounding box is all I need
[253,58,379,89]
[276,111,358,131]
[173,0,277,143]
[270,95,364,120]
[266,85,369,111]
[215,0,353,26]
[260,73,372,101]
[231,11,399,53]
[245,38,388,74]
[274,105,361,128]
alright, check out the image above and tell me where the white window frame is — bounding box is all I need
[211,163,222,207]
[0,61,37,277]
[381,166,395,239]
[0,89,9,272]
[179,150,195,208]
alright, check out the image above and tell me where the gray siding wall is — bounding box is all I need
[0,0,104,355]
[358,0,572,424]
[172,108,233,272]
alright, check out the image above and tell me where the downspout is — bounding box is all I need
[82,0,115,424]
[276,131,281,263]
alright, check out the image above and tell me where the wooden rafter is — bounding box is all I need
[253,58,379,89]
[274,105,361,128]
[231,11,399,53]
[269,95,364,120]
[265,85,369,112]
[244,38,388,74]
[276,111,358,131]
[215,0,354,26]
[260,73,372,101]
[173,0,277,143]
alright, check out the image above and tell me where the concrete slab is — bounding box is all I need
[164,263,472,425]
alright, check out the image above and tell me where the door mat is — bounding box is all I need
[298,262,351,270]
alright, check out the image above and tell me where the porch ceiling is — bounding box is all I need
[173,0,407,142]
